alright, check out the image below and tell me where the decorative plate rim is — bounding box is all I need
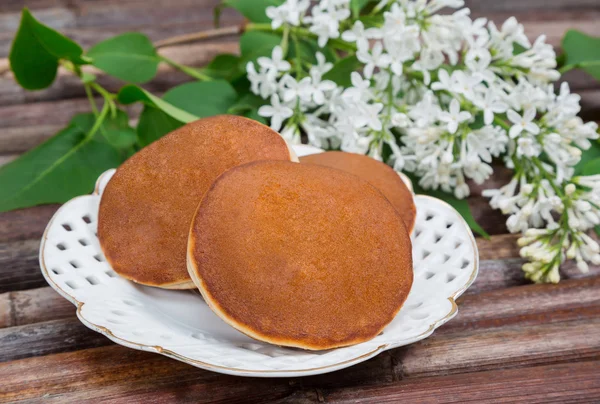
[39,168,479,377]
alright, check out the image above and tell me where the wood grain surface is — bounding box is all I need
[0,0,599,402]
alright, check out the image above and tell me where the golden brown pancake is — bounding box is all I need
[300,151,416,233]
[188,161,413,350]
[98,115,295,289]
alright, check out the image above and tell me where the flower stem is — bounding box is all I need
[493,115,511,131]
[84,83,99,116]
[159,55,211,81]
[281,25,290,56]
[86,101,110,141]
[292,34,303,77]
[154,25,243,48]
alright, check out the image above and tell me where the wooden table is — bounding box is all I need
[1,1,600,402]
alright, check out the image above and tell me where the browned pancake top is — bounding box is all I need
[98,115,292,288]
[188,161,413,350]
[300,151,416,232]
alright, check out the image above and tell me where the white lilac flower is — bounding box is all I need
[313,52,333,75]
[463,153,493,184]
[246,62,277,99]
[356,42,391,78]
[439,99,471,134]
[343,72,371,101]
[361,102,384,130]
[431,69,452,92]
[475,90,508,125]
[309,70,336,105]
[341,20,382,51]
[280,123,302,144]
[391,112,410,128]
[452,71,482,101]
[507,107,540,138]
[258,94,294,132]
[266,0,310,29]
[305,1,350,47]
[408,91,441,128]
[516,136,541,158]
[258,46,291,73]
[281,74,313,103]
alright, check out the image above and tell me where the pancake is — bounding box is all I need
[187,161,413,350]
[300,151,416,233]
[98,115,295,289]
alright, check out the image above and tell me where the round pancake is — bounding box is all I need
[300,151,416,233]
[188,161,413,350]
[98,115,295,289]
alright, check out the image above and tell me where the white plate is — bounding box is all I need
[39,145,479,377]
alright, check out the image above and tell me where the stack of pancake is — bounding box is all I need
[98,115,415,350]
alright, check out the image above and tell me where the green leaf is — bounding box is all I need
[239,31,282,65]
[512,42,527,55]
[70,109,137,150]
[0,113,122,212]
[227,92,268,114]
[583,157,600,176]
[358,14,384,28]
[117,85,199,123]
[202,54,243,81]
[323,55,361,87]
[595,225,600,237]
[9,8,85,90]
[574,140,600,175]
[289,38,337,65]
[222,0,283,23]
[351,0,372,17]
[87,33,160,83]
[561,30,600,79]
[444,195,490,239]
[135,80,238,146]
[101,110,138,149]
[408,175,490,238]
[160,80,238,118]
[136,108,182,148]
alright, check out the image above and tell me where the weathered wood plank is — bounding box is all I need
[0,95,142,129]
[467,0,600,13]
[0,205,59,243]
[450,276,600,332]
[0,317,110,362]
[477,233,520,260]
[394,316,600,378]
[285,361,600,403]
[0,287,73,328]
[0,344,296,404]
[1,321,599,402]
[0,125,61,154]
[0,239,45,294]
[467,257,600,294]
